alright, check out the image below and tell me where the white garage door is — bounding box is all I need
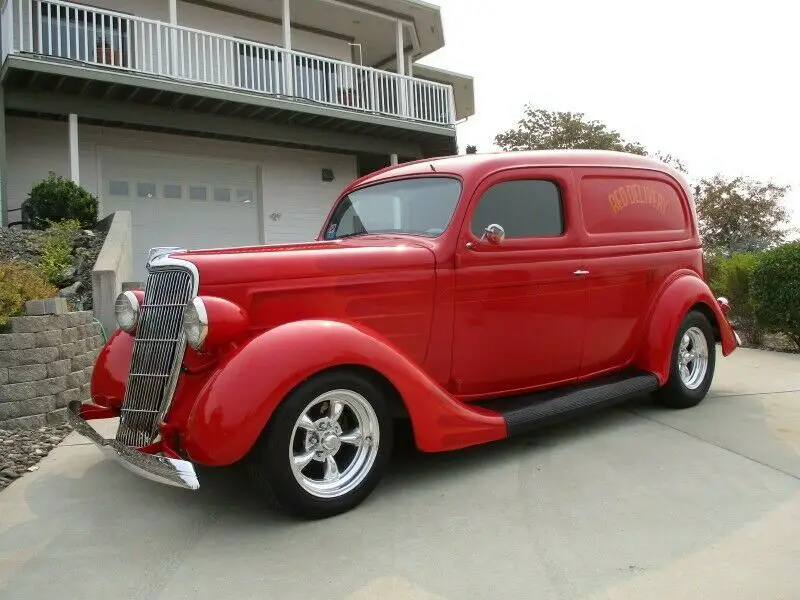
[101,148,261,282]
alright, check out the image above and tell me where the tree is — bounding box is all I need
[494,106,648,155]
[694,175,793,255]
[465,145,478,154]
[653,152,689,174]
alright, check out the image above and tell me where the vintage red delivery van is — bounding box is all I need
[69,149,739,519]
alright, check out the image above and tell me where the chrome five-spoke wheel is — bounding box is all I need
[289,390,380,498]
[655,310,716,409]
[677,326,709,390]
[247,370,393,519]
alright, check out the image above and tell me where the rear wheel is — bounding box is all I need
[247,370,393,519]
[654,310,716,409]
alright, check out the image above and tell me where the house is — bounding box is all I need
[0,0,474,280]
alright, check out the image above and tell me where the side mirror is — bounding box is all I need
[482,223,505,245]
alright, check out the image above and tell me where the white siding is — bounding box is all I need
[177,2,352,62]
[5,115,357,246]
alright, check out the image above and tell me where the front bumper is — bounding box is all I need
[66,401,200,491]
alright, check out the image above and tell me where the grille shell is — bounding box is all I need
[116,262,197,447]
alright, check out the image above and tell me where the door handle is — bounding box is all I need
[573,269,590,276]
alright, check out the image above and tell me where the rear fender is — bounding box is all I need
[182,320,506,466]
[634,272,737,385]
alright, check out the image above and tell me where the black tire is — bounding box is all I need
[654,310,716,409]
[246,369,394,519]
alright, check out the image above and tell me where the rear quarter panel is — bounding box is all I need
[574,166,703,378]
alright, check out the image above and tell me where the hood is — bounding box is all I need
[168,236,436,287]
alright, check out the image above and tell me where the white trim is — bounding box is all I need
[257,163,268,244]
[68,114,80,184]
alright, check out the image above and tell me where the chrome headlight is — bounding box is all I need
[182,297,208,350]
[114,291,140,333]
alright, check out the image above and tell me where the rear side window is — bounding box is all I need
[580,176,687,235]
[470,179,564,239]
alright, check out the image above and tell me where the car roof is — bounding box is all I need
[349,149,688,191]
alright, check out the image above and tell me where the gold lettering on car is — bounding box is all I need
[608,184,667,216]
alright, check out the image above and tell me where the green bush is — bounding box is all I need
[36,219,82,287]
[0,262,59,328]
[702,253,720,287]
[26,172,98,230]
[709,252,763,345]
[750,241,800,351]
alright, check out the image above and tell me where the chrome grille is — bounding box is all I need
[116,266,195,447]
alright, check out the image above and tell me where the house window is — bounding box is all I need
[214,187,231,202]
[189,186,207,201]
[235,43,336,102]
[108,181,130,196]
[236,189,254,204]
[163,184,183,199]
[470,180,564,239]
[137,182,157,198]
[38,3,131,67]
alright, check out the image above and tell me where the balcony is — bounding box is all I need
[0,0,456,130]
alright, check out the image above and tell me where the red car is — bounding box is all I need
[69,150,740,519]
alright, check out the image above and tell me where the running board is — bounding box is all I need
[477,370,660,437]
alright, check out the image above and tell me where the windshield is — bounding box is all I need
[323,176,462,240]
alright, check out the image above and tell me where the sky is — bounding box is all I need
[417,0,800,233]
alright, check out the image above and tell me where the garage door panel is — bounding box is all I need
[101,149,260,281]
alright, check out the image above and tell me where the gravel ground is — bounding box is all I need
[0,425,73,492]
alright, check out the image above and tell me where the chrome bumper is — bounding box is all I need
[66,401,200,491]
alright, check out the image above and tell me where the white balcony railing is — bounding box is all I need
[0,0,456,127]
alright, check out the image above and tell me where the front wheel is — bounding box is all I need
[247,370,393,519]
[654,310,716,409]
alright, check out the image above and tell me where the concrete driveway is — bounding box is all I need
[1,347,799,600]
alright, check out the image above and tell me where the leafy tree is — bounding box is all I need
[750,241,800,351]
[694,175,793,255]
[494,106,648,155]
[653,152,689,174]
[465,145,478,154]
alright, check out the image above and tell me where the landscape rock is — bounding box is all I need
[0,424,73,491]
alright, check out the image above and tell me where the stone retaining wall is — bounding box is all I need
[0,311,104,429]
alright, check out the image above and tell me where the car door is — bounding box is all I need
[451,167,588,398]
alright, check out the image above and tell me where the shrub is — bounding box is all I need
[26,172,98,230]
[0,262,59,328]
[702,253,720,286]
[709,252,763,345]
[750,241,800,351]
[36,219,82,287]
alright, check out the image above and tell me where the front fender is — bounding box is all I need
[182,320,506,466]
[90,328,133,409]
[634,271,737,385]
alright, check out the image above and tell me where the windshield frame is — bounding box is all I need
[321,174,464,241]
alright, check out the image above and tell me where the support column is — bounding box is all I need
[169,0,178,76]
[390,153,398,166]
[0,89,7,227]
[395,20,407,117]
[68,114,79,185]
[282,0,293,95]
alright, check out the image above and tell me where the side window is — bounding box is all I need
[470,179,564,239]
